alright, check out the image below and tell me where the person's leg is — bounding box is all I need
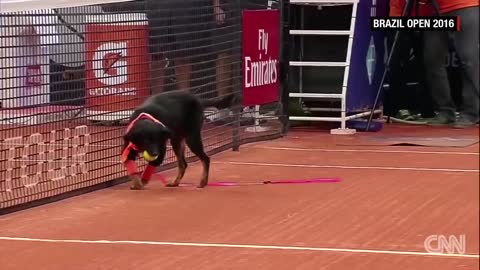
[205,50,233,122]
[173,56,192,91]
[150,58,166,95]
[448,7,479,128]
[384,31,415,118]
[208,1,236,121]
[410,32,435,118]
[169,2,197,92]
[216,52,233,99]
[213,1,234,101]
[423,29,455,125]
[146,0,169,95]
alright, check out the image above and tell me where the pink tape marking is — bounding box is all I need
[263,178,341,184]
[176,178,341,187]
[150,171,341,187]
[152,173,167,184]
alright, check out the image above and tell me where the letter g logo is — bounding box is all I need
[93,42,128,85]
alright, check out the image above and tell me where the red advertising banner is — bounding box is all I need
[242,10,280,106]
[85,18,149,114]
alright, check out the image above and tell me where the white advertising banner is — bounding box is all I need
[0,12,52,108]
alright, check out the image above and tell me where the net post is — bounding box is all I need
[231,0,243,152]
[279,0,290,135]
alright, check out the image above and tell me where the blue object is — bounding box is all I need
[347,119,384,132]
[346,0,388,113]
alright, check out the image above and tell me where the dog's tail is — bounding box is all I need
[200,94,236,110]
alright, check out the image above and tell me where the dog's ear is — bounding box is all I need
[124,125,141,144]
[124,129,135,143]
[123,132,131,142]
[158,126,173,139]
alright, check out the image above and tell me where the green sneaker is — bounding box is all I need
[453,115,478,129]
[388,110,427,125]
[395,110,415,121]
[427,113,455,126]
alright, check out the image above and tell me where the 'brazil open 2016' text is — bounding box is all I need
[370,17,459,31]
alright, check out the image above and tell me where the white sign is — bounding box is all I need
[2,125,90,193]
[93,42,128,86]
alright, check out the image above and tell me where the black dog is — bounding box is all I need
[121,90,232,190]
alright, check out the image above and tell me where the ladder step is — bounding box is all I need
[290,93,343,98]
[289,30,351,35]
[289,61,348,67]
[290,0,358,4]
[289,116,343,122]
[306,107,342,112]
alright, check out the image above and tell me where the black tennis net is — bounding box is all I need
[0,0,285,212]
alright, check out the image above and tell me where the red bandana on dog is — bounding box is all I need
[121,112,165,163]
[121,112,168,184]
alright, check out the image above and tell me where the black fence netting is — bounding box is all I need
[0,0,284,211]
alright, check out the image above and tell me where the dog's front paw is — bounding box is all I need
[130,175,144,190]
[130,183,144,190]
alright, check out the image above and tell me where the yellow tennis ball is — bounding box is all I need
[143,150,158,162]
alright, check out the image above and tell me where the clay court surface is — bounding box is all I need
[0,125,479,270]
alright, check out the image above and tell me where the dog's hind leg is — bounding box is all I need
[166,138,188,187]
[185,132,210,188]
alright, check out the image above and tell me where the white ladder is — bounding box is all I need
[288,0,359,135]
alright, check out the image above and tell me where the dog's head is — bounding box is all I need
[124,119,172,161]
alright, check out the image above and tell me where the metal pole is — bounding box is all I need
[280,0,290,134]
[232,0,242,151]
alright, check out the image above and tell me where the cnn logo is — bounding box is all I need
[424,234,466,255]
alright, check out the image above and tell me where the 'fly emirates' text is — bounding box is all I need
[244,29,278,88]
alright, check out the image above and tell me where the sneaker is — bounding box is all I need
[390,110,428,125]
[204,107,220,122]
[453,115,478,129]
[395,110,416,121]
[204,107,233,125]
[242,106,257,119]
[426,113,455,126]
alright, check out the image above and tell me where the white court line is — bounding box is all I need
[0,236,477,259]
[213,161,480,173]
[253,146,480,156]
[14,160,480,172]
